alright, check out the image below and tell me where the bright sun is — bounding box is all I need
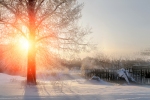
[18,37,29,50]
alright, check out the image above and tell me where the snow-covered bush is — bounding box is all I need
[90,76,100,81]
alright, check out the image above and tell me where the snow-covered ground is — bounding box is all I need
[0,71,150,100]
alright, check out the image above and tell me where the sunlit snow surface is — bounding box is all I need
[0,71,150,100]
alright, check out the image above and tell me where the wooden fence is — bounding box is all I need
[84,67,150,84]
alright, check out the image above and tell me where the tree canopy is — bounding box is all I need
[0,0,91,83]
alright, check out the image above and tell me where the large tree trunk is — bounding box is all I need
[27,42,36,84]
[27,0,36,84]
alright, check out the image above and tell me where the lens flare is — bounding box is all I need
[18,37,29,50]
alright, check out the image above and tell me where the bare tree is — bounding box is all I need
[0,0,90,84]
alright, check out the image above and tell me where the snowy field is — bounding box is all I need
[0,71,150,100]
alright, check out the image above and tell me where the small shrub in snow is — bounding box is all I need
[90,76,100,81]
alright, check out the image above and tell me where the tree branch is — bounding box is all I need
[35,0,44,14]
[35,0,66,29]
[0,1,16,14]
[0,1,29,29]
[0,20,27,39]
[36,33,57,42]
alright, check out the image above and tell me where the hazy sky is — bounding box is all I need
[78,0,150,58]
